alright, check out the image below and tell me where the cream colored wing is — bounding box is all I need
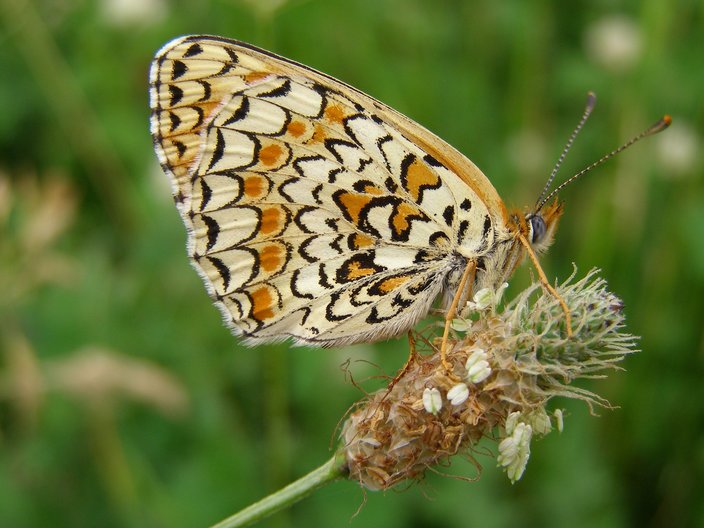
[149,35,510,346]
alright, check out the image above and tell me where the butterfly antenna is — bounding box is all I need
[535,91,597,211]
[536,114,672,211]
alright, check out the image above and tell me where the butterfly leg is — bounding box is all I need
[439,259,476,373]
[380,332,418,400]
[517,233,573,337]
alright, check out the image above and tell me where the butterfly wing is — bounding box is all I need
[150,35,510,346]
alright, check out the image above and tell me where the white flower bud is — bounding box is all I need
[505,411,521,435]
[422,387,442,415]
[447,383,469,406]
[527,409,552,435]
[464,283,509,313]
[465,348,491,383]
[450,318,471,332]
[470,288,494,310]
[497,422,532,483]
[554,409,564,433]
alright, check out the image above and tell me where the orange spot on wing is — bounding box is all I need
[352,233,375,249]
[310,123,327,143]
[244,71,270,83]
[376,275,410,293]
[324,104,345,123]
[259,144,283,166]
[287,121,306,137]
[250,286,275,321]
[337,192,373,224]
[363,184,384,195]
[405,159,440,201]
[244,175,264,197]
[391,202,421,235]
[260,244,283,273]
[346,260,376,280]
[260,207,282,235]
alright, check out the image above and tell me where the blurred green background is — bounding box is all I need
[1,0,702,527]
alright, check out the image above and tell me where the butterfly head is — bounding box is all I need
[525,199,563,254]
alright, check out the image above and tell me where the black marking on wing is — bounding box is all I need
[482,215,491,237]
[318,263,334,289]
[259,78,292,98]
[224,47,239,63]
[335,252,385,284]
[169,85,183,106]
[202,214,220,251]
[429,231,451,247]
[443,205,454,226]
[199,179,212,211]
[299,306,312,325]
[197,79,212,102]
[376,134,394,171]
[293,206,319,234]
[290,270,314,299]
[174,140,186,158]
[171,60,187,80]
[206,128,226,170]
[384,176,398,193]
[298,236,321,263]
[169,112,181,132]
[423,153,444,168]
[328,167,345,183]
[408,275,436,295]
[222,96,250,126]
[310,82,330,119]
[324,138,361,165]
[326,292,353,322]
[184,43,203,57]
[311,183,324,204]
[206,255,230,290]
[458,219,469,242]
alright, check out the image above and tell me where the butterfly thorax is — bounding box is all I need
[443,200,563,310]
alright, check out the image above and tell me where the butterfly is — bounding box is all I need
[149,35,669,348]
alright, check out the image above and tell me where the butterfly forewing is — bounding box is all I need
[150,35,511,346]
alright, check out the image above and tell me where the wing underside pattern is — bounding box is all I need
[150,36,508,345]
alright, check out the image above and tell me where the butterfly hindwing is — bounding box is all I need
[150,35,510,346]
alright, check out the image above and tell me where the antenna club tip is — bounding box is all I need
[586,91,597,110]
[648,115,672,135]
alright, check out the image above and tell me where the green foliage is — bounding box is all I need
[0,0,702,527]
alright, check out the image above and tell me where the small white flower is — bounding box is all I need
[527,408,552,435]
[497,422,533,483]
[464,283,509,313]
[464,348,491,383]
[447,383,469,406]
[554,409,564,433]
[450,318,471,332]
[422,387,442,415]
[505,411,521,435]
[468,287,493,310]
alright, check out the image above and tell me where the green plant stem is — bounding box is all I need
[210,452,348,528]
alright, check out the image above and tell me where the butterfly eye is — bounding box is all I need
[528,214,547,245]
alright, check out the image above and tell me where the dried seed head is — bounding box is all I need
[341,269,637,490]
